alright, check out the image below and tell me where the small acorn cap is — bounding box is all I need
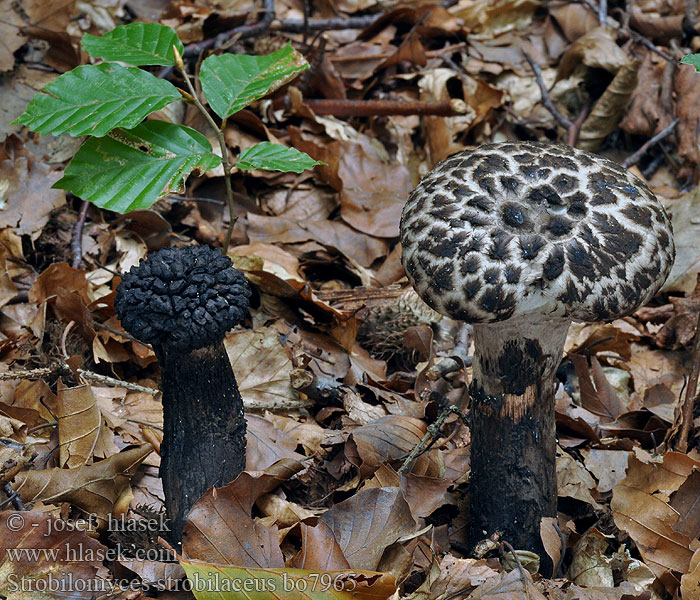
[400,142,675,324]
[115,246,251,353]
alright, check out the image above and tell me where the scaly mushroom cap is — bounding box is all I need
[115,246,251,353]
[401,142,675,323]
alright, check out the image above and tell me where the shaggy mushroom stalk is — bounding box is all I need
[400,142,675,570]
[115,246,251,544]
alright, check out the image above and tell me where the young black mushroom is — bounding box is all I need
[114,245,251,544]
[400,141,675,571]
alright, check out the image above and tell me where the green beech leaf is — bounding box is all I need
[81,23,184,66]
[53,121,220,213]
[236,142,321,173]
[13,63,181,137]
[681,54,700,72]
[199,44,308,119]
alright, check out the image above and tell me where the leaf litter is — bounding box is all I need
[0,0,700,599]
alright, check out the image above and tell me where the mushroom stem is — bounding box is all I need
[468,316,570,573]
[156,341,246,544]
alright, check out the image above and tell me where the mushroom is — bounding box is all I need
[114,245,251,543]
[400,141,674,569]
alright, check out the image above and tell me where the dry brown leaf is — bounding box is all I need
[320,486,416,571]
[549,2,599,41]
[0,510,109,598]
[681,548,700,600]
[0,0,27,72]
[338,141,411,239]
[13,444,153,526]
[426,555,500,599]
[182,459,304,565]
[675,64,700,168]
[452,0,541,37]
[570,355,625,421]
[577,58,640,152]
[557,447,603,509]
[582,449,631,493]
[246,213,389,268]
[246,414,307,471]
[291,520,352,570]
[225,326,298,410]
[0,157,66,239]
[611,453,700,576]
[347,415,442,478]
[56,383,104,467]
[568,528,615,586]
[467,565,547,600]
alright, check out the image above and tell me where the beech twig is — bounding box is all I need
[523,53,572,130]
[398,405,468,474]
[173,47,237,252]
[184,0,275,57]
[70,200,89,269]
[278,98,466,117]
[1,482,25,510]
[622,118,680,168]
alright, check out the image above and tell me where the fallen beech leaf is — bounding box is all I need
[337,141,411,239]
[292,520,351,570]
[13,444,152,526]
[320,486,416,571]
[0,510,108,599]
[246,414,306,471]
[568,528,614,586]
[582,449,631,493]
[225,327,298,410]
[681,548,700,600]
[56,383,103,467]
[0,157,65,238]
[557,447,602,509]
[183,459,304,565]
[467,565,546,600]
[611,453,700,576]
[347,415,441,478]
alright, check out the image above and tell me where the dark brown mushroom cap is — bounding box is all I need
[115,246,251,353]
[400,142,675,323]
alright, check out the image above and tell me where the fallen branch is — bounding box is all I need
[622,118,680,168]
[279,97,467,117]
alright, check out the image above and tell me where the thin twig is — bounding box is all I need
[565,97,592,146]
[272,14,381,33]
[398,406,467,474]
[500,540,532,600]
[622,118,680,168]
[184,0,275,57]
[283,98,466,117]
[677,291,700,453]
[523,53,572,130]
[70,201,89,269]
[1,482,26,510]
[173,47,237,253]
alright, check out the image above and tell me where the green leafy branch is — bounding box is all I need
[14,22,321,251]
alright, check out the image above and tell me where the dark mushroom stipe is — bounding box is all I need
[115,246,251,544]
[401,142,675,573]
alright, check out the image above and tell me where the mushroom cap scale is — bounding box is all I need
[115,246,251,353]
[400,142,675,324]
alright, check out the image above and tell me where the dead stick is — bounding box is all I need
[70,200,89,269]
[622,118,680,168]
[282,98,465,117]
[184,0,275,56]
[523,53,572,131]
